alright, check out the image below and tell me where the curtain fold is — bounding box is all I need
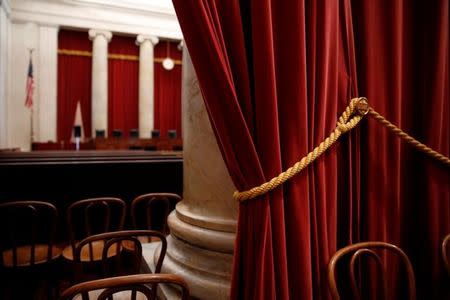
[108,35,139,138]
[154,41,182,138]
[352,0,449,298]
[57,30,92,141]
[173,0,448,299]
[173,1,358,299]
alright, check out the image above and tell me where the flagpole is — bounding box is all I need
[30,107,34,145]
[27,48,35,149]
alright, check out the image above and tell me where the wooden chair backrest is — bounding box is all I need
[0,201,58,267]
[131,193,181,234]
[328,241,416,300]
[74,230,167,274]
[67,198,126,252]
[60,274,190,300]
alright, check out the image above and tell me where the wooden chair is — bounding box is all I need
[131,193,181,238]
[0,201,63,299]
[328,241,416,300]
[442,234,450,276]
[62,198,126,263]
[60,274,190,300]
[71,230,168,300]
[73,230,167,279]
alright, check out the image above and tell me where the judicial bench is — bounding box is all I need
[31,137,183,151]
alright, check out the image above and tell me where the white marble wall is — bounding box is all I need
[8,22,39,150]
[0,0,11,148]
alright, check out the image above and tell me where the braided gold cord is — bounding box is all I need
[233,98,365,202]
[368,109,450,166]
[233,97,449,203]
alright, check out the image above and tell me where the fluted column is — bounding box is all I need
[154,49,238,299]
[88,29,112,137]
[136,35,158,138]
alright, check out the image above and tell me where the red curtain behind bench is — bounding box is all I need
[108,35,139,138]
[154,41,182,138]
[57,29,92,141]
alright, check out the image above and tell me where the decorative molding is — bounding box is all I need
[136,34,159,46]
[0,0,11,16]
[66,0,176,17]
[58,49,91,57]
[88,29,112,42]
[109,53,138,61]
[10,0,183,40]
[58,48,182,64]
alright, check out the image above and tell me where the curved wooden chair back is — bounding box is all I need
[442,234,450,275]
[328,241,416,300]
[0,201,59,268]
[74,230,167,275]
[131,193,181,235]
[60,274,190,300]
[67,198,126,254]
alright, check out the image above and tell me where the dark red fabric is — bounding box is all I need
[108,35,139,138]
[57,29,92,141]
[352,0,449,298]
[154,41,182,138]
[173,1,359,299]
[173,0,448,299]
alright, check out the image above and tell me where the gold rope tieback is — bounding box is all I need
[233,97,449,202]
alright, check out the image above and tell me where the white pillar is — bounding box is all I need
[88,29,112,138]
[154,50,238,299]
[0,1,11,148]
[136,34,158,138]
[38,25,58,142]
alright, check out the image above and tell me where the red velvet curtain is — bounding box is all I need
[108,35,139,138]
[173,0,448,299]
[352,0,449,298]
[57,29,92,141]
[154,41,182,138]
[173,1,359,299]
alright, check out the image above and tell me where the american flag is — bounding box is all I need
[24,58,34,108]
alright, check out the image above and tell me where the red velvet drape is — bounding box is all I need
[352,0,449,298]
[57,29,92,141]
[174,0,448,299]
[108,35,139,138]
[174,1,359,299]
[154,41,182,138]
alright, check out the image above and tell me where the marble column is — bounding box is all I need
[154,50,238,299]
[136,35,158,138]
[0,1,10,148]
[88,29,112,137]
[38,25,58,142]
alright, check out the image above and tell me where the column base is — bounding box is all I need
[151,211,235,300]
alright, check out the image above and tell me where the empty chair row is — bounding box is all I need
[0,194,182,299]
[0,193,181,268]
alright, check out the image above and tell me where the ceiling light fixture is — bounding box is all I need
[162,41,174,70]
